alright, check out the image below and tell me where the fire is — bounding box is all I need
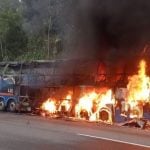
[127,60,150,102]
[75,91,97,119]
[98,90,114,106]
[38,59,150,123]
[75,89,114,123]
[41,99,56,113]
[95,90,114,123]
[66,94,72,100]
[127,60,150,118]
[58,93,72,112]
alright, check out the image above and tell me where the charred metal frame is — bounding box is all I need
[0,59,129,109]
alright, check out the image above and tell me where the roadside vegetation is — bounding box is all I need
[0,0,62,61]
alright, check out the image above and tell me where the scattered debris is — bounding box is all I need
[121,119,147,129]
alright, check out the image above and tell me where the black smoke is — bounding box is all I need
[61,0,150,63]
[3,0,150,63]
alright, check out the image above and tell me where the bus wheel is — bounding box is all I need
[0,98,5,111]
[7,100,16,112]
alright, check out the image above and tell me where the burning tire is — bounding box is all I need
[99,110,109,121]
[80,109,89,120]
[0,98,5,111]
[7,100,16,112]
[99,106,113,124]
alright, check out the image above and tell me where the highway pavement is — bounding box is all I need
[0,113,149,150]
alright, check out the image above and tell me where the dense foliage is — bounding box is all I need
[0,0,62,61]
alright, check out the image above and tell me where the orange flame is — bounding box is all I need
[58,94,72,112]
[127,60,150,118]
[42,99,56,113]
[127,60,150,102]
[75,91,97,119]
[98,90,114,106]
[75,89,114,123]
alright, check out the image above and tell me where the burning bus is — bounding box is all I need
[0,59,149,124]
[39,59,150,124]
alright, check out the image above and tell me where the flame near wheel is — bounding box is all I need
[80,109,89,120]
[99,107,113,124]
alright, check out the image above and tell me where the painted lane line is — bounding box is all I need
[77,133,150,149]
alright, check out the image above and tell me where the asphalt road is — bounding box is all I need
[0,113,149,150]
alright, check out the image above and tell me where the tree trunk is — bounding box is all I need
[0,39,4,60]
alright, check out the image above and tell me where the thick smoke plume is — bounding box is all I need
[2,0,150,65]
[61,0,150,64]
[22,0,73,35]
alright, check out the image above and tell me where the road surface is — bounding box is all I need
[0,113,149,150]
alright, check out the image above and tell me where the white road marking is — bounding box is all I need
[77,133,150,148]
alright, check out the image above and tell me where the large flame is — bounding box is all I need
[75,89,114,123]
[75,91,97,119]
[127,60,150,118]
[98,90,114,106]
[127,60,150,102]
[90,90,114,123]
[42,99,57,113]
[42,92,72,114]
[58,94,72,112]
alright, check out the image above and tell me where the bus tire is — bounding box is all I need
[7,100,16,112]
[0,98,5,111]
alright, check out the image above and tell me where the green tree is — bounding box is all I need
[0,7,27,60]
